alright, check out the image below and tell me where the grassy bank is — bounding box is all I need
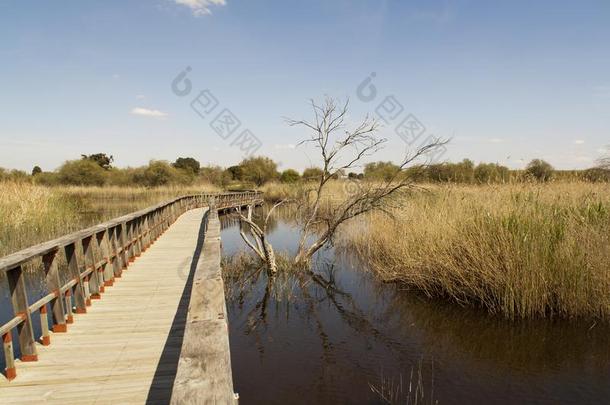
[347,182,610,319]
[0,183,218,257]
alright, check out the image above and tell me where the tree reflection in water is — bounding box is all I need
[219,208,610,405]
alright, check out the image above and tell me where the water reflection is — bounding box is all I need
[221,208,610,405]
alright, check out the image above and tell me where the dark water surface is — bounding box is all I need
[220,212,610,405]
[2,205,610,404]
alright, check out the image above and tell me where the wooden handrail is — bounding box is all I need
[0,191,263,381]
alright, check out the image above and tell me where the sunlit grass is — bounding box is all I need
[347,182,610,319]
[0,182,219,256]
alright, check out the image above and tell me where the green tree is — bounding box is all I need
[200,165,231,187]
[58,160,107,186]
[31,166,42,176]
[280,169,300,183]
[302,167,324,181]
[238,157,278,186]
[226,165,243,181]
[453,159,475,183]
[136,161,188,187]
[81,153,114,170]
[173,157,201,175]
[525,159,554,182]
[364,161,400,181]
[474,163,510,184]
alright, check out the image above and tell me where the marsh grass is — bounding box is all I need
[222,251,303,303]
[0,183,219,256]
[369,359,437,405]
[347,182,610,319]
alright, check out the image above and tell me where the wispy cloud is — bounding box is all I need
[136,94,146,100]
[172,0,226,16]
[274,144,296,150]
[593,85,610,98]
[409,5,454,25]
[488,137,504,143]
[574,139,585,145]
[130,107,168,119]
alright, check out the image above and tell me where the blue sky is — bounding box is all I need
[1,0,609,172]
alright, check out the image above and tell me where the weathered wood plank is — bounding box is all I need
[0,194,260,403]
[170,212,238,405]
[7,266,38,362]
[0,208,221,404]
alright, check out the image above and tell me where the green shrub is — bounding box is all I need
[280,169,300,183]
[58,160,107,186]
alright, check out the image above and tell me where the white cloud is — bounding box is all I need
[593,85,610,98]
[274,144,296,150]
[130,107,168,119]
[488,138,504,143]
[172,0,226,16]
[574,139,585,145]
[136,95,146,100]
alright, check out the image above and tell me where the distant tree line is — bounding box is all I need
[1,153,609,187]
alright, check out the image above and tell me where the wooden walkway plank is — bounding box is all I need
[170,211,238,405]
[0,208,224,404]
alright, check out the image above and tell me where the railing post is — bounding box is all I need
[39,304,50,346]
[134,218,142,258]
[64,242,87,314]
[104,228,117,285]
[150,211,158,242]
[91,230,105,298]
[43,250,67,332]
[7,266,38,362]
[109,226,123,278]
[65,289,73,323]
[117,224,128,270]
[82,236,95,306]
[3,331,16,380]
[142,215,150,252]
[124,221,134,264]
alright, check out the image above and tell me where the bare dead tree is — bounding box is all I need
[233,201,288,275]
[235,97,448,270]
[287,97,448,265]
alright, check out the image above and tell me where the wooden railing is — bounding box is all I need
[0,191,262,381]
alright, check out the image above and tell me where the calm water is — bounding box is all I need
[220,211,610,405]
[2,206,610,404]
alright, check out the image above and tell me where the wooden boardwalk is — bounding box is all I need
[0,207,237,404]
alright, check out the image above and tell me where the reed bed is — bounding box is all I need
[0,183,219,257]
[347,182,610,319]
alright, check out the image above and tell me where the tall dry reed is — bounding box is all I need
[347,183,610,319]
[0,183,219,256]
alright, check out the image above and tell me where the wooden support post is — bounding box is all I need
[83,236,98,303]
[7,266,37,362]
[64,242,87,314]
[83,275,91,307]
[3,332,16,381]
[40,305,50,346]
[119,223,130,268]
[65,289,73,323]
[43,250,67,333]
[104,228,118,285]
[108,226,121,278]
[149,214,155,244]
[141,215,149,252]
[95,230,108,294]
[134,219,142,258]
